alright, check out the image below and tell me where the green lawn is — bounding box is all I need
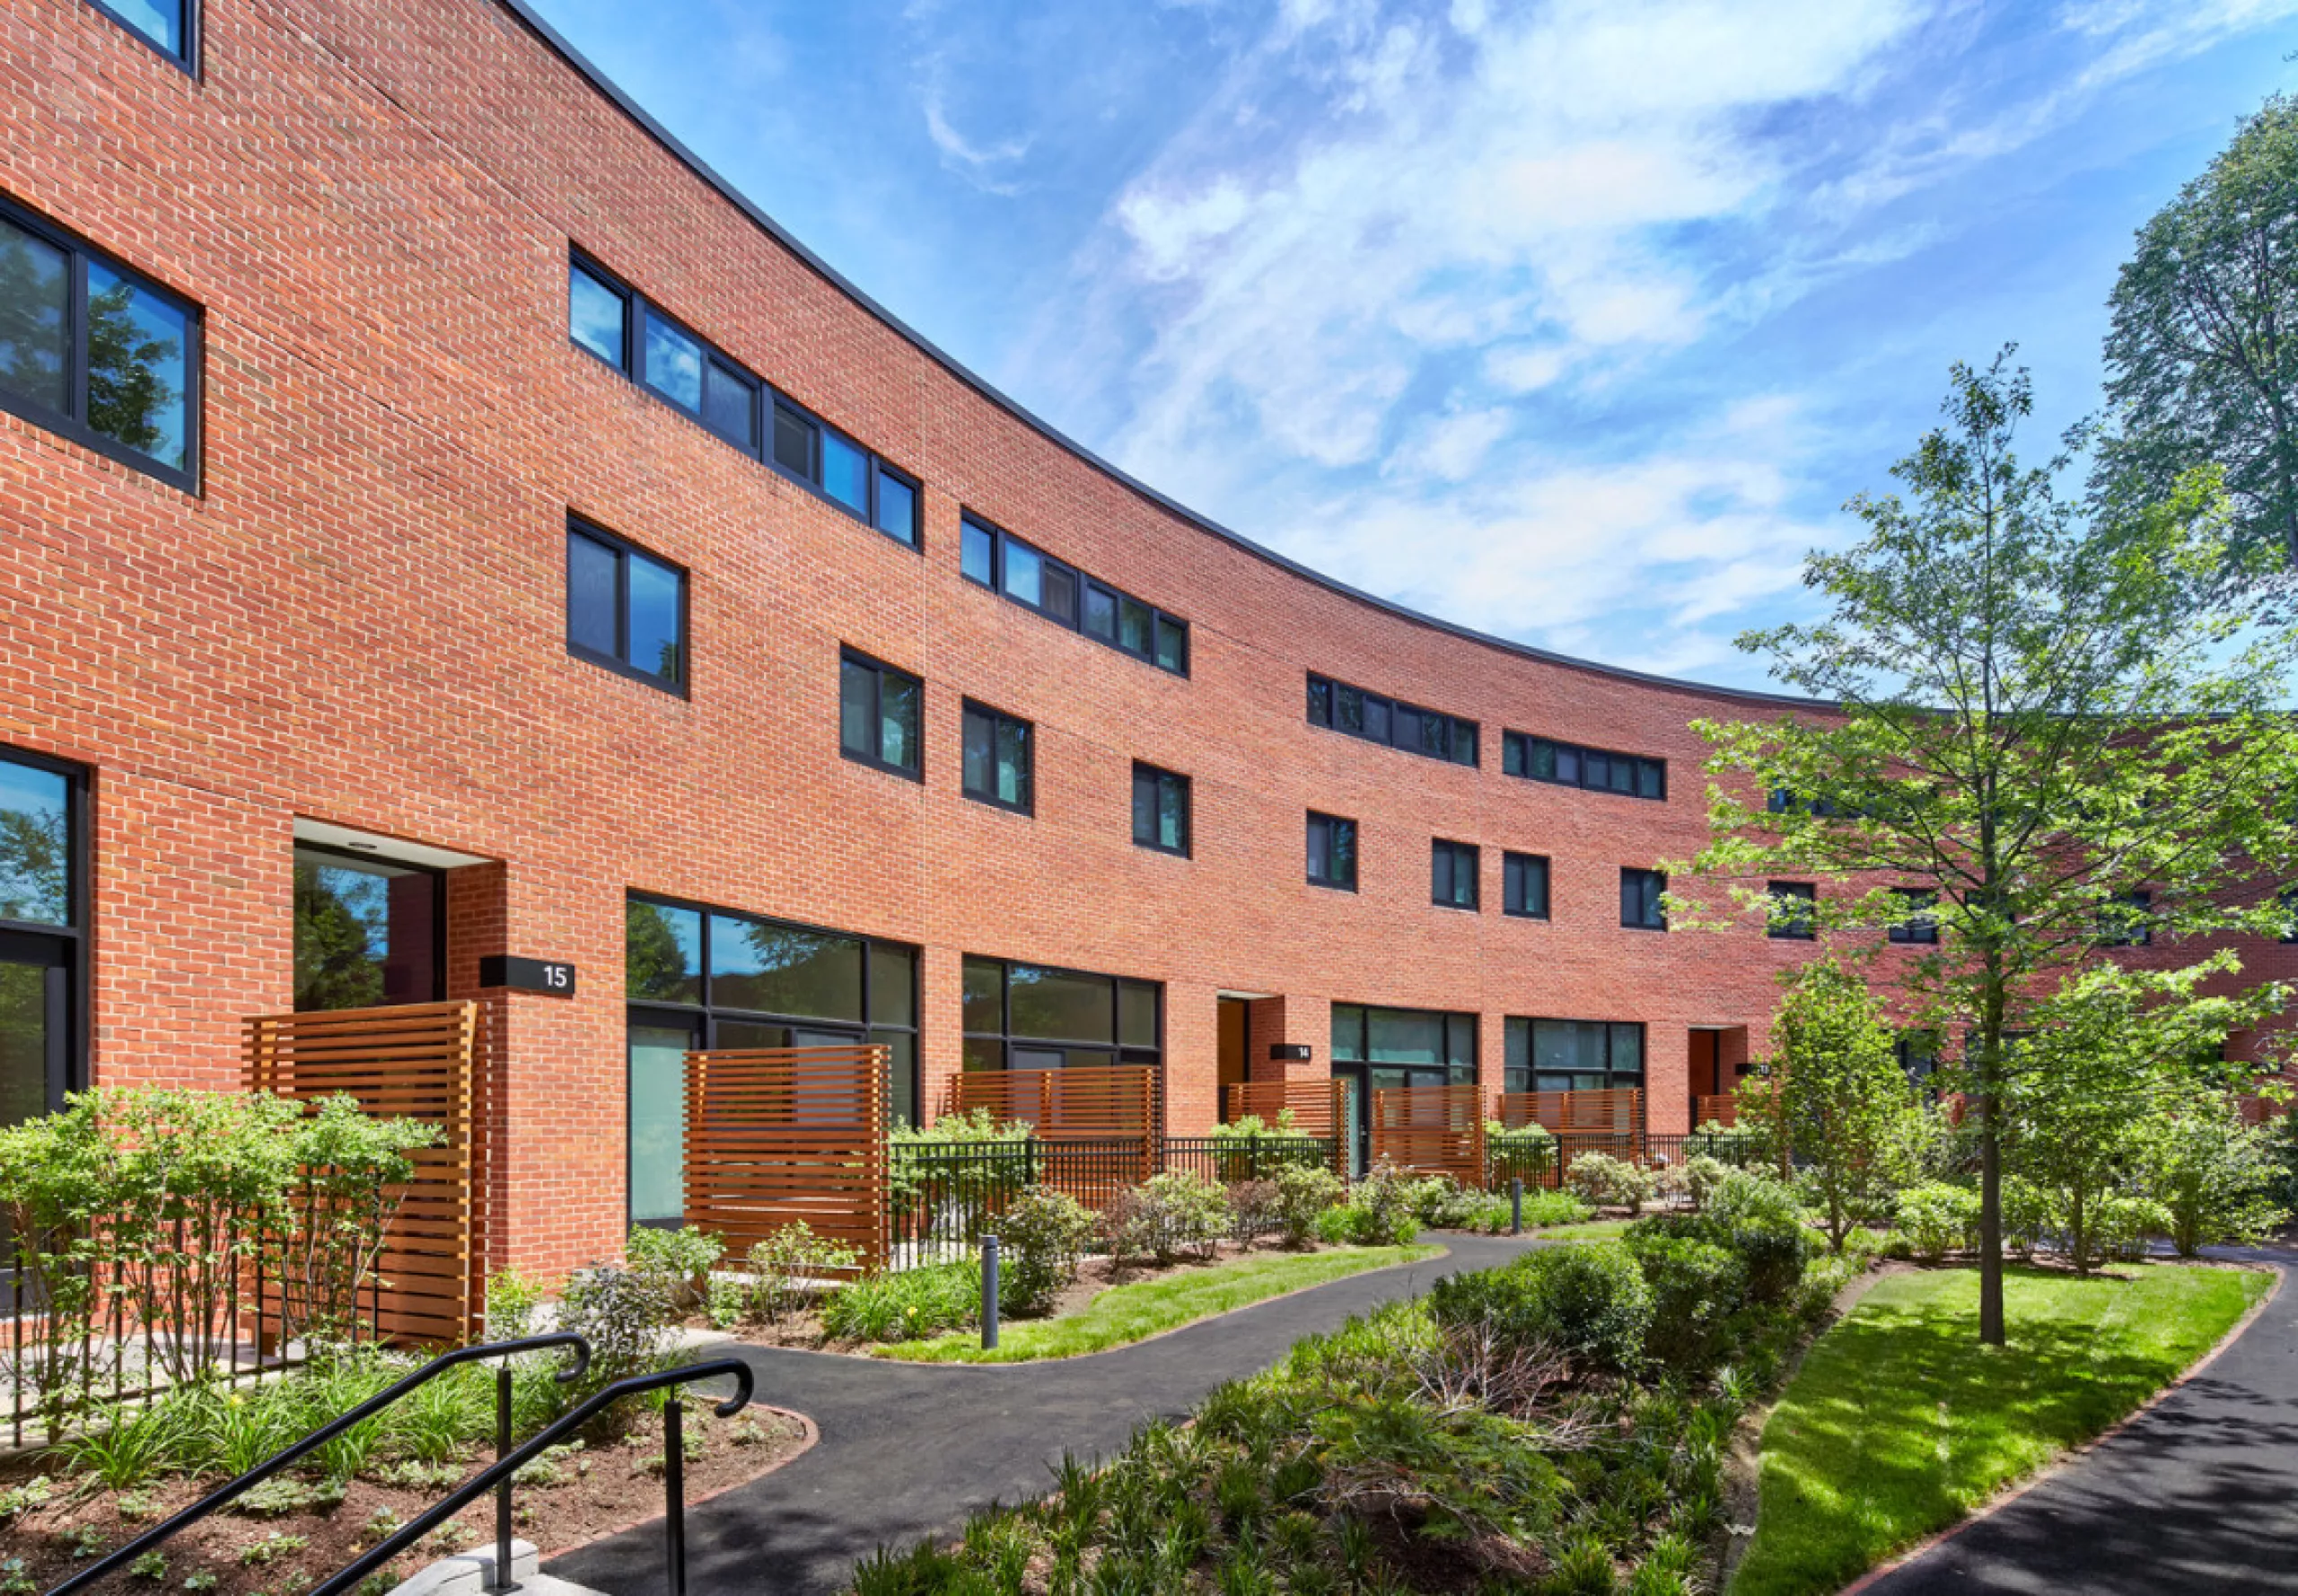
[1531,1219,1633,1240]
[875,1243,1442,1363]
[1730,1262,2270,1596]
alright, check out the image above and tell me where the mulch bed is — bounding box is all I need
[0,1403,811,1596]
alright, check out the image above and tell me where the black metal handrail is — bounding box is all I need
[307,1357,756,1596]
[45,1335,591,1596]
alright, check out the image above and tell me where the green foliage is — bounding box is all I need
[237,1533,306,1567]
[127,1552,168,1583]
[1896,1184,1980,1265]
[1683,353,2298,1340]
[1683,1156,1731,1211]
[0,1559,31,1596]
[234,1476,346,1517]
[0,1476,54,1522]
[557,1264,677,1403]
[1316,1163,1423,1247]
[1268,1163,1344,1247]
[996,1186,1097,1314]
[741,1223,860,1324]
[1565,1152,1657,1214]
[1767,958,1926,1251]
[484,1267,548,1342]
[888,1109,1031,1232]
[54,1401,181,1489]
[1623,1229,1748,1372]
[1430,1243,1653,1373]
[1100,1171,1232,1267]
[626,1224,725,1309]
[821,1262,980,1344]
[2148,1099,2289,1258]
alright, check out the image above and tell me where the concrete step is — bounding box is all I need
[385,1540,610,1596]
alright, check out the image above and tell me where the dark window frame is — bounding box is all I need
[1889,888,1940,944]
[1502,731,1665,801]
[78,0,197,73]
[1767,881,1818,941]
[1502,851,1550,921]
[291,840,448,1012]
[1305,673,1478,767]
[1620,866,1668,932]
[1431,838,1479,912]
[1306,811,1358,892]
[838,646,924,783]
[565,515,689,697]
[0,193,203,493]
[0,744,91,1118]
[1505,1016,1646,1095]
[2101,890,2154,949]
[565,246,922,552]
[1330,1003,1478,1083]
[960,698,1035,817]
[960,953,1164,1076]
[958,511,1190,678]
[1130,762,1191,857]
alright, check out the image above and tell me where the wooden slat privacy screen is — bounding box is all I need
[1224,1077,1346,1138]
[684,1046,887,1271]
[1369,1083,1485,1185]
[1495,1088,1645,1136]
[1694,1093,1739,1129]
[243,1000,480,1346]
[947,1065,1157,1139]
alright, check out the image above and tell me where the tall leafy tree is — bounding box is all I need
[1679,353,2298,1344]
[2103,93,2298,569]
[1766,957,1925,1254]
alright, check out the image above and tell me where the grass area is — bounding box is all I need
[1531,1218,1633,1240]
[876,1244,1442,1363]
[1730,1261,2270,1596]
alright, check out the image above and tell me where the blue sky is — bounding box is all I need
[531,0,2297,690]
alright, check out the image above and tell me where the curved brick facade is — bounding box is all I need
[4,0,2291,1276]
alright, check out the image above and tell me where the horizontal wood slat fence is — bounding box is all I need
[1225,1078,1347,1138]
[1369,1084,1485,1185]
[947,1065,1160,1198]
[243,1000,481,1347]
[683,1046,888,1272]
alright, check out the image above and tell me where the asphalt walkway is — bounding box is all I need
[1860,1243,2298,1595]
[545,1235,1534,1596]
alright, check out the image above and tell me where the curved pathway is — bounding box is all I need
[1858,1243,2298,1596]
[546,1235,1537,1596]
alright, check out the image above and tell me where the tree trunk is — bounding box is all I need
[1979,1091,2005,1345]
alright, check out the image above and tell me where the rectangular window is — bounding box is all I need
[1502,732,1665,801]
[1307,811,1357,891]
[961,701,1033,814]
[1131,763,1190,856]
[1889,888,1939,944]
[1304,674,1478,767]
[1431,839,1478,911]
[838,649,922,779]
[82,0,193,66]
[293,844,443,1012]
[0,200,198,490]
[2102,890,2153,948]
[2,748,86,1129]
[1767,881,1817,941]
[566,518,686,692]
[568,256,630,372]
[960,955,1162,1075]
[642,307,705,413]
[1620,867,1667,931]
[1503,852,1549,920]
[703,356,758,452]
[1332,1004,1477,1084]
[1506,1017,1645,1094]
[960,513,1190,676]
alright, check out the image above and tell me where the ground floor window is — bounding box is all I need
[960,956,1162,1073]
[1505,1017,1645,1093]
[1330,1004,1477,1176]
[0,748,83,1131]
[292,844,443,1012]
[625,893,919,1225]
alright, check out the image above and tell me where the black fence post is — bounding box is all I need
[492,1363,516,1592]
[663,1396,686,1596]
[1511,1179,1523,1235]
[981,1234,1000,1351]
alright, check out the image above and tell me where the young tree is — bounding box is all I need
[1680,354,2298,1343]
[2102,93,2298,569]
[1767,956,1924,1253]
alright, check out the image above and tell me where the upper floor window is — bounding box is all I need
[82,0,194,66]
[566,249,919,548]
[1131,764,1190,856]
[960,513,1188,676]
[1431,839,1478,911]
[1307,675,1478,767]
[0,198,198,490]
[961,701,1033,814]
[566,517,685,692]
[1503,852,1549,920]
[1307,811,1357,891]
[1504,732,1664,801]
[1889,888,1939,944]
[1620,867,1667,931]
[839,649,922,779]
[1767,881,1817,941]
[2101,890,2153,948]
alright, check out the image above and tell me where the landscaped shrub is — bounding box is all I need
[742,1223,861,1324]
[1431,1242,1652,1372]
[1225,1179,1284,1248]
[1486,1121,1557,1189]
[1683,1155,1732,1211]
[1624,1228,1748,1372]
[1565,1151,1659,1214]
[821,1262,979,1344]
[888,1109,1031,1238]
[2076,1193,2174,1271]
[1318,1162,1420,1246]
[1653,1162,1695,1208]
[2002,1177,2053,1261]
[557,1263,678,1404]
[1645,1171,1811,1304]
[1100,1171,1232,1268]
[626,1223,725,1310]
[1206,1111,1312,1182]
[1269,1163,1344,1247]
[1405,1175,1505,1232]
[1895,1184,1979,1265]
[484,1267,548,1341]
[2149,1103,2289,1257]
[996,1186,1097,1314]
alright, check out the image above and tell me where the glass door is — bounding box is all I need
[1335,1065,1367,1178]
[627,1014,698,1229]
[0,934,65,1131]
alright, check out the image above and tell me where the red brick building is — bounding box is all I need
[4,0,2289,1276]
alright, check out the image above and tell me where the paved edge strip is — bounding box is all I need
[1833,1259,2285,1596]
[537,1405,821,1561]
[867,1242,1454,1366]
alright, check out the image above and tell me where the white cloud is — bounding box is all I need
[921,80,1032,194]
